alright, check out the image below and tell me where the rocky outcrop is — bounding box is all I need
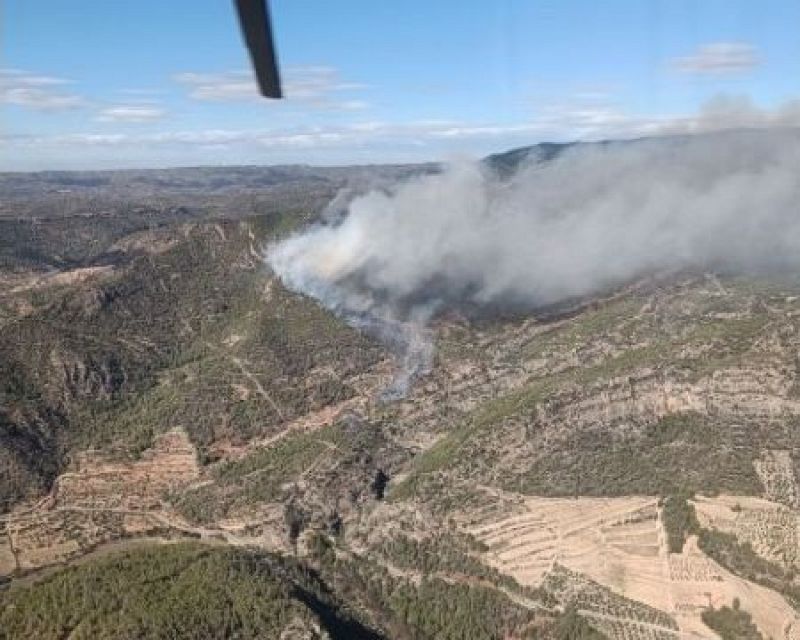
[537,364,800,433]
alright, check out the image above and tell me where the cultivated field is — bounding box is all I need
[467,494,800,640]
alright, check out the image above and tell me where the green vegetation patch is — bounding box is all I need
[507,412,763,498]
[309,540,554,640]
[0,542,380,640]
[661,492,700,553]
[702,600,764,640]
[388,577,543,640]
[542,564,678,631]
[555,607,608,640]
[375,531,546,602]
[396,376,555,486]
[398,401,793,502]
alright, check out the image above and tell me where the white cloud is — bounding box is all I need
[4,121,540,150]
[174,65,370,110]
[96,105,166,123]
[174,70,256,101]
[0,68,86,110]
[4,95,799,170]
[334,99,371,111]
[672,42,760,74]
[117,88,165,96]
[282,65,367,105]
[9,97,796,152]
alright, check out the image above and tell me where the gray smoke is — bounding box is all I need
[266,128,800,393]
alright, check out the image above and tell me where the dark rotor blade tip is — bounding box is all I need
[234,0,283,99]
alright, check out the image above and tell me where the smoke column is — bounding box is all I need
[266,129,800,393]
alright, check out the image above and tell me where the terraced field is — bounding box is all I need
[465,493,800,639]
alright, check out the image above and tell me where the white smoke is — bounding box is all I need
[266,128,800,393]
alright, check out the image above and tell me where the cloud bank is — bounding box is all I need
[6,94,800,171]
[266,128,800,392]
[0,69,85,110]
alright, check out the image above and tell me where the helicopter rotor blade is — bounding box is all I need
[234,0,282,99]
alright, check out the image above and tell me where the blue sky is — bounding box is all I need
[3,0,800,170]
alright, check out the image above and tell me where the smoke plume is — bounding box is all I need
[266,129,800,393]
